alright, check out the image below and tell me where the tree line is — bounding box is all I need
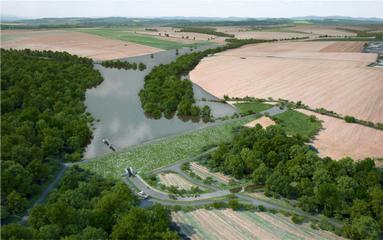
[1,49,103,219]
[100,60,147,71]
[2,166,178,239]
[139,38,272,121]
[207,125,382,239]
[179,27,235,37]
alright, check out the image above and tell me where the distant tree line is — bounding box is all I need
[139,38,272,121]
[1,49,103,219]
[179,27,235,37]
[207,125,383,239]
[101,60,147,71]
[1,167,178,239]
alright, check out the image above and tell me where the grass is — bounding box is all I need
[273,110,322,139]
[76,28,212,50]
[79,115,257,179]
[234,102,273,114]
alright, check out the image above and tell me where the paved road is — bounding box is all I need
[21,163,68,224]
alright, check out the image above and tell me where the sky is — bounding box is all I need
[1,0,383,19]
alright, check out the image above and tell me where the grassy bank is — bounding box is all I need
[77,28,211,49]
[79,115,257,179]
[234,102,273,114]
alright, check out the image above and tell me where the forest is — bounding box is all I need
[139,38,271,120]
[1,167,178,239]
[100,60,147,71]
[1,49,103,219]
[179,27,235,37]
[208,125,383,239]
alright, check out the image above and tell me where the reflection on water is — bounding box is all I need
[84,46,236,159]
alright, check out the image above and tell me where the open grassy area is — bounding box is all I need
[234,102,273,114]
[273,110,322,138]
[77,28,211,49]
[79,115,257,179]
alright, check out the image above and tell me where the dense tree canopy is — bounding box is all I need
[1,167,178,239]
[1,49,103,217]
[208,125,383,239]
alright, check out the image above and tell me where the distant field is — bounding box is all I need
[172,209,344,240]
[1,29,161,60]
[79,116,257,179]
[274,110,322,139]
[77,28,211,50]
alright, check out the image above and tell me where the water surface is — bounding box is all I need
[85,47,236,158]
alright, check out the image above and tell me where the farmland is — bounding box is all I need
[297,109,383,160]
[77,27,212,50]
[158,172,198,190]
[234,102,273,114]
[244,116,276,129]
[190,41,383,123]
[79,115,257,179]
[190,162,232,184]
[0,29,162,60]
[172,209,344,240]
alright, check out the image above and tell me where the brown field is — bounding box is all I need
[137,27,224,44]
[286,25,357,36]
[244,116,276,128]
[320,41,366,52]
[231,31,312,40]
[172,209,344,240]
[297,109,383,161]
[1,30,162,60]
[158,172,198,190]
[190,162,232,184]
[190,41,383,123]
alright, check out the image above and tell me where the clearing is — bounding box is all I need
[297,109,383,161]
[244,116,276,129]
[172,209,344,240]
[190,41,383,123]
[0,29,162,60]
[234,101,273,114]
[158,172,198,190]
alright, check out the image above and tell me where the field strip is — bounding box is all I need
[178,211,216,239]
[213,210,260,239]
[190,162,231,183]
[192,209,244,240]
[171,212,201,240]
[241,211,300,239]
[259,212,317,239]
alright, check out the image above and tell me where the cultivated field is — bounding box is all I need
[190,41,383,123]
[172,209,344,240]
[244,116,276,128]
[297,109,383,161]
[136,27,224,44]
[285,25,357,36]
[1,30,162,60]
[190,162,232,184]
[77,28,212,50]
[158,172,198,190]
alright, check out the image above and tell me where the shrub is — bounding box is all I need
[291,214,305,224]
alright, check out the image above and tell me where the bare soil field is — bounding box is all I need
[286,25,357,36]
[136,27,224,44]
[190,41,383,123]
[1,30,162,60]
[190,162,232,184]
[244,116,276,128]
[320,41,366,52]
[172,209,344,240]
[297,109,383,161]
[158,172,198,190]
[230,31,312,40]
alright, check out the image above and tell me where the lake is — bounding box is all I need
[84,46,236,158]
